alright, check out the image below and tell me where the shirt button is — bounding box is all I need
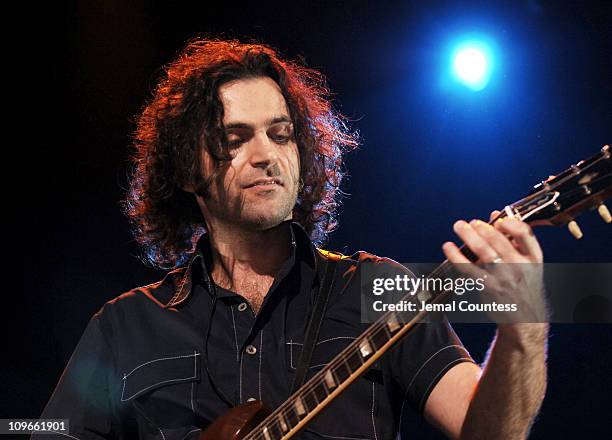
[246,397,257,402]
[238,302,248,312]
[245,345,257,355]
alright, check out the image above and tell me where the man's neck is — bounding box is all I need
[206,220,293,310]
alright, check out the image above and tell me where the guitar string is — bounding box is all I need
[534,172,611,208]
[245,149,611,440]
[508,152,610,218]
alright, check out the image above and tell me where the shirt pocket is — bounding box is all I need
[286,336,358,372]
[120,351,201,438]
[285,337,382,440]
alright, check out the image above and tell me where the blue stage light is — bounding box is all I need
[451,40,494,91]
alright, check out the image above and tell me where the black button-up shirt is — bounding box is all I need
[34,221,473,440]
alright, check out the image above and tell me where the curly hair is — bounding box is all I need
[122,38,359,269]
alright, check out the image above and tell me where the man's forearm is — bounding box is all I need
[460,323,548,440]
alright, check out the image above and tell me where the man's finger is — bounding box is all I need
[471,219,518,262]
[442,241,488,281]
[442,241,507,306]
[443,240,470,264]
[495,219,543,262]
[452,220,500,264]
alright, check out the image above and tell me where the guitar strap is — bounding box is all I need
[290,254,338,394]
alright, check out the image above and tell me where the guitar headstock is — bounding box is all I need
[494,145,611,239]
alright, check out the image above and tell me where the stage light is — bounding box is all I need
[450,40,494,91]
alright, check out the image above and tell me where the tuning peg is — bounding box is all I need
[598,204,611,223]
[568,220,583,239]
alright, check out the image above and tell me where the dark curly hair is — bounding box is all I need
[122,38,359,269]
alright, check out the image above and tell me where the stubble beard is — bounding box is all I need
[204,180,299,232]
[239,183,298,230]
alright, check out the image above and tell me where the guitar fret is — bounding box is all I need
[268,421,284,439]
[417,289,432,302]
[346,349,363,371]
[312,382,328,403]
[387,312,402,332]
[278,412,288,433]
[285,406,300,426]
[334,359,351,383]
[381,321,392,340]
[324,369,337,389]
[370,328,390,351]
[294,395,307,416]
[303,389,318,411]
[320,376,329,395]
[395,309,407,324]
[358,338,373,358]
[262,425,271,440]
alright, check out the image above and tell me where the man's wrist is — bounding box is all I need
[496,323,549,352]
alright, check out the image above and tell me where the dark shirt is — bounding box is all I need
[34,221,473,440]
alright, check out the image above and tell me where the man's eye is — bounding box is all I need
[227,138,244,148]
[272,135,291,144]
[269,124,294,144]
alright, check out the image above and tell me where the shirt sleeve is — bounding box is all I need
[365,256,475,414]
[386,316,474,413]
[31,312,121,440]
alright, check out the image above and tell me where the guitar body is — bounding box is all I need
[198,400,270,440]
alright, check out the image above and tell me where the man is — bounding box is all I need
[34,39,547,439]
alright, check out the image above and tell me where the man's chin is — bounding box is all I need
[240,211,293,231]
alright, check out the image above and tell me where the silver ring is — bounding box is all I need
[492,256,503,264]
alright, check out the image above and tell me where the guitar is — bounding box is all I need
[199,145,611,440]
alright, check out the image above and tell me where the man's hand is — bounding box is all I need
[441,211,548,334]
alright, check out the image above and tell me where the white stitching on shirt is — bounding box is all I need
[258,330,264,401]
[181,428,202,440]
[285,336,356,346]
[371,382,378,440]
[38,431,81,440]
[417,357,473,411]
[121,376,198,402]
[190,382,195,412]
[287,337,356,369]
[192,350,197,411]
[397,399,406,438]
[230,305,239,362]
[405,345,467,392]
[239,353,244,404]
[158,427,166,440]
[308,362,328,369]
[121,351,199,401]
[123,352,200,378]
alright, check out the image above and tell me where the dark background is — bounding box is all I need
[9,0,611,438]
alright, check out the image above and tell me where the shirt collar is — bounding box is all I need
[163,220,318,308]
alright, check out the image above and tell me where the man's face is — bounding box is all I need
[195,77,301,232]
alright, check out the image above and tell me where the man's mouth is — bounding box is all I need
[244,178,283,188]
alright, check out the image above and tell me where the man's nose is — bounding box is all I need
[248,132,279,168]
